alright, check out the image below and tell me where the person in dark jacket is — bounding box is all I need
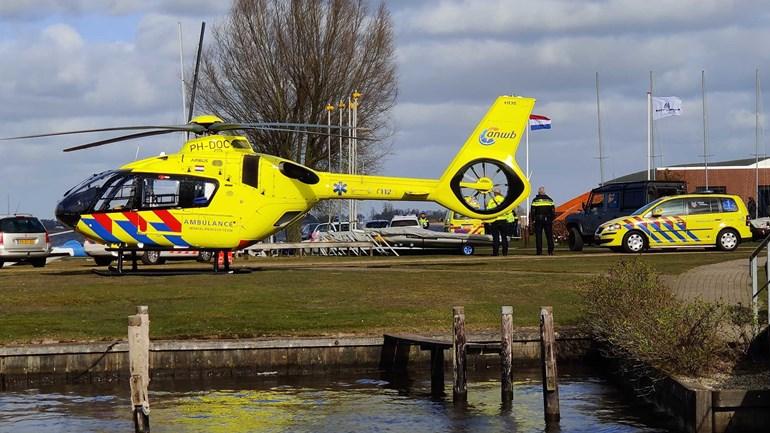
[530,186,555,255]
[489,189,510,256]
[748,197,757,219]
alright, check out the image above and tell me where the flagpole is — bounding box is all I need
[756,68,760,218]
[596,72,605,185]
[702,70,709,190]
[650,71,655,180]
[647,91,651,181]
[526,124,530,223]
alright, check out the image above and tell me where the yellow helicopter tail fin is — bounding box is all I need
[428,95,535,220]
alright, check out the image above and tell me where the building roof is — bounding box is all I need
[606,170,648,183]
[658,158,770,170]
[660,157,770,169]
[606,157,770,184]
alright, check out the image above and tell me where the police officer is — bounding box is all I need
[490,189,510,256]
[418,212,430,229]
[530,186,555,256]
[509,208,518,238]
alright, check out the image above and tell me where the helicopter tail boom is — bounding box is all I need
[314,95,534,220]
[315,173,439,201]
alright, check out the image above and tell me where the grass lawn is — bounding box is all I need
[0,245,754,344]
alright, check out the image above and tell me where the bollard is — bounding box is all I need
[540,306,560,423]
[452,306,467,403]
[128,307,150,433]
[501,306,513,403]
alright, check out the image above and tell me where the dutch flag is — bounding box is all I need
[529,114,551,131]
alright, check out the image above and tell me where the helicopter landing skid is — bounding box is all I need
[92,249,250,276]
[92,267,252,277]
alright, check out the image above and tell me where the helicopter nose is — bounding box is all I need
[55,199,81,229]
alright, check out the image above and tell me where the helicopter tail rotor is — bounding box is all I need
[429,95,534,220]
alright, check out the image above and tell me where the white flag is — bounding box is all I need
[652,96,682,120]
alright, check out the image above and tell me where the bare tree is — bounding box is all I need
[196,0,397,172]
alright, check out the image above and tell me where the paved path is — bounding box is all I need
[663,258,761,307]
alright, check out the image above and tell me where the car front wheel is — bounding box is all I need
[568,227,584,251]
[622,231,647,253]
[197,251,214,262]
[716,229,740,251]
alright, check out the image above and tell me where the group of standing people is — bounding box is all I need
[487,186,555,257]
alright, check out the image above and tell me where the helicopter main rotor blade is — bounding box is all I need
[251,126,375,141]
[63,130,181,152]
[1,125,202,140]
[210,122,356,132]
[187,21,206,122]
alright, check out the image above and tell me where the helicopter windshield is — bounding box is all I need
[56,171,219,228]
[56,170,120,221]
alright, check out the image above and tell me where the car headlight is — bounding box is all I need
[600,223,622,233]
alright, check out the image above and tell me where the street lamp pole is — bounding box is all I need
[326,103,335,225]
[351,90,362,229]
[347,95,353,228]
[337,100,346,227]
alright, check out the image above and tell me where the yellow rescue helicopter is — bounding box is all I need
[2,22,534,274]
[4,95,534,273]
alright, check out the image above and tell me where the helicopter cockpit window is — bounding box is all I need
[143,177,179,208]
[141,176,217,209]
[60,170,117,213]
[95,174,138,211]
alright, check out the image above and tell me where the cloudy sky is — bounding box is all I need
[2,0,770,218]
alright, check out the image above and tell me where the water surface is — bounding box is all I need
[0,367,674,432]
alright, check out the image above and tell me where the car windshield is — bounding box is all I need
[452,212,475,221]
[365,221,388,228]
[391,219,418,227]
[0,217,45,233]
[631,197,666,216]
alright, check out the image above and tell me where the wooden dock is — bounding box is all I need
[380,306,561,423]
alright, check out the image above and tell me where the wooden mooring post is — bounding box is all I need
[452,306,467,403]
[540,306,560,423]
[128,306,150,433]
[501,306,513,403]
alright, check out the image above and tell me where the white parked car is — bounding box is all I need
[83,239,213,266]
[389,215,420,228]
[0,214,50,268]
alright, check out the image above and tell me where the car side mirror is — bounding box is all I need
[651,208,663,217]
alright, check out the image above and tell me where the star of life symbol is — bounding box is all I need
[333,181,347,196]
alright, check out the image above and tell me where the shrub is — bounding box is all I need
[582,258,733,377]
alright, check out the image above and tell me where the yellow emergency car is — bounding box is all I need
[595,193,752,253]
[444,210,486,235]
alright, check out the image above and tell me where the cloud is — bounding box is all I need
[395,0,768,37]
[3,0,770,219]
[0,0,229,20]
